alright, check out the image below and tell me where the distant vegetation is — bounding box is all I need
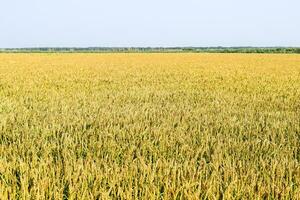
[0,47,300,53]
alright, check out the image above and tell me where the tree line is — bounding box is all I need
[0,47,300,53]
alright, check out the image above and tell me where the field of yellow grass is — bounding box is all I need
[0,53,300,199]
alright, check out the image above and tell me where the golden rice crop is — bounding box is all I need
[0,53,300,199]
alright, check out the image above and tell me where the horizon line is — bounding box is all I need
[1,46,300,49]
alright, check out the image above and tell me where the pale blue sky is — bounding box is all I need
[0,0,299,48]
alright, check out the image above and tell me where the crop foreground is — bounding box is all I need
[0,53,300,199]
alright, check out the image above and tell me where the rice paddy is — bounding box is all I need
[0,53,300,199]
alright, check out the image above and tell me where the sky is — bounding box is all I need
[0,0,299,48]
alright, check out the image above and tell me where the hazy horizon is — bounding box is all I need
[1,0,300,48]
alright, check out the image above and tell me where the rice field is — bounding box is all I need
[0,53,300,199]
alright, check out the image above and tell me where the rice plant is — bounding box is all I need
[0,53,300,199]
